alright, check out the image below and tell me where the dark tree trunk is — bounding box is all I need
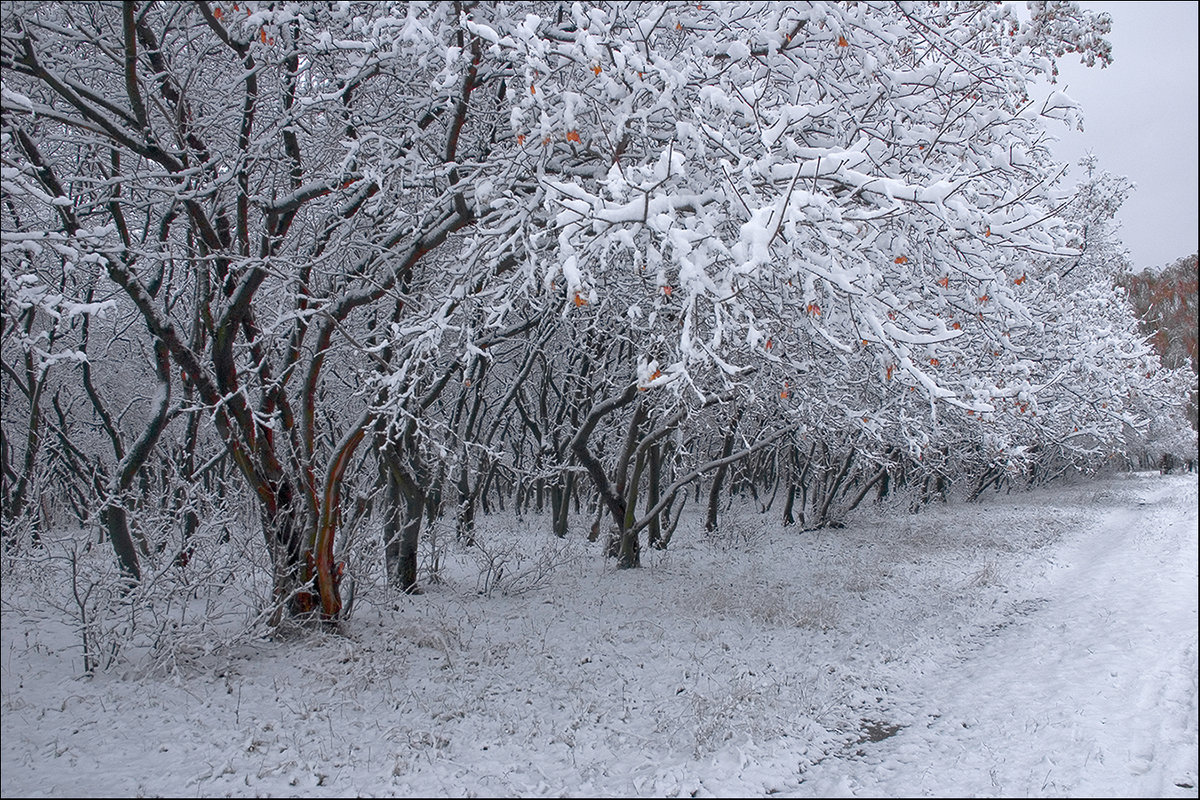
[100,505,141,585]
[551,470,574,538]
[456,448,476,545]
[260,480,309,619]
[782,483,797,527]
[646,442,662,549]
[384,462,425,594]
[705,409,741,533]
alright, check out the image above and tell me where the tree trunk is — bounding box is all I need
[397,488,424,593]
[99,505,141,585]
[815,447,855,527]
[551,470,574,538]
[705,409,741,533]
[456,447,476,545]
[646,442,662,549]
[782,483,797,527]
[384,460,425,594]
[618,446,647,568]
[261,480,309,621]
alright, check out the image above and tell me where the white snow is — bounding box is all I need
[2,472,1196,797]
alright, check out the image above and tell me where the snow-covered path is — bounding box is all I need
[797,474,1199,797]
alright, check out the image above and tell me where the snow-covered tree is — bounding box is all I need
[473,1,1125,539]
[6,1,1153,620]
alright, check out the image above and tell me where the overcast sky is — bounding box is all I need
[1036,1,1199,271]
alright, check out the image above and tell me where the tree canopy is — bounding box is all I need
[2,1,1190,627]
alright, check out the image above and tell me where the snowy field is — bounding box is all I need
[2,471,1196,798]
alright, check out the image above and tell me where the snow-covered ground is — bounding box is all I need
[2,471,1196,797]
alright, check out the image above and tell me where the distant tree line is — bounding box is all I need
[1120,254,1199,432]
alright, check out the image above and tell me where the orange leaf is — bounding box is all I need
[780,381,790,399]
[573,292,587,307]
[530,85,536,94]
[260,28,267,43]
[765,338,773,350]
[592,65,602,76]
[862,416,869,423]
[937,276,949,288]
[894,255,908,264]
[978,294,989,302]
[663,285,672,297]
[517,134,525,145]
[952,322,961,330]
[1014,274,1026,285]
[985,226,991,237]
[886,365,894,381]
[566,130,581,143]
[213,7,223,19]
[837,35,848,47]
[930,358,940,366]
[807,303,820,316]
